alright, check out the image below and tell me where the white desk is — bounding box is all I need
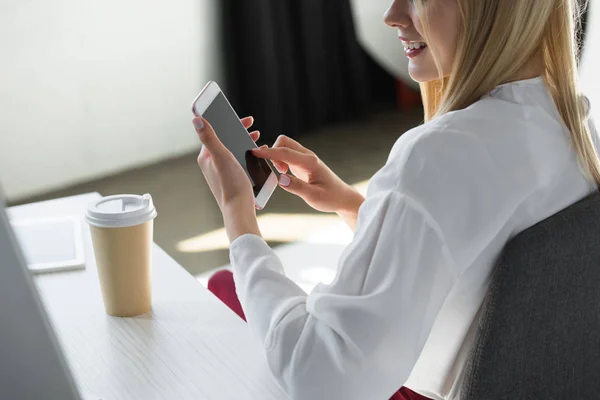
[7,193,286,400]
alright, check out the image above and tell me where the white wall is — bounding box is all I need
[581,3,600,124]
[349,0,417,89]
[0,0,221,201]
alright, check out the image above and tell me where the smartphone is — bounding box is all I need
[192,81,278,210]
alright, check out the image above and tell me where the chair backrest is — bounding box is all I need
[460,191,600,400]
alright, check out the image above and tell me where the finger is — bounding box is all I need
[254,146,287,172]
[277,173,315,198]
[249,130,260,142]
[193,117,228,157]
[197,145,211,169]
[270,135,311,173]
[273,161,289,174]
[241,116,254,129]
[251,147,317,169]
[273,135,312,154]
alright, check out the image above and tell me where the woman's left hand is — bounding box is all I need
[193,116,261,242]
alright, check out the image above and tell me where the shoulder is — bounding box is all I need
[406,96,521,156]
[371,103,498,195]
[369,99,529,234]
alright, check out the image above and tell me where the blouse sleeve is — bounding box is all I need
[229,190,459,400]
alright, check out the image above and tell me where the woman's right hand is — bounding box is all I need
[250,135,365,230]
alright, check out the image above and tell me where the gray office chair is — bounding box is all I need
[460,191,600,399]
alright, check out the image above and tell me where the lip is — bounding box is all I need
[404,46,427,59]
[398,36,427,59]
[398,36,424,42]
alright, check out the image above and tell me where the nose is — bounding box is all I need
[384,0,412,29]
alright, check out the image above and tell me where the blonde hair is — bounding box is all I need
[417,0,600,188]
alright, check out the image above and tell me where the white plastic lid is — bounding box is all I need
[85,194,157,228]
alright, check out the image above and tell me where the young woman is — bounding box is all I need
[192,0,598,398]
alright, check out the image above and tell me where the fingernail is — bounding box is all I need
[193,118,205,130]
[259,145,268,149]
[279,174,291,187]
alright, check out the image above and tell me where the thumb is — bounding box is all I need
[278,173,316,199]
[193,117,227,156]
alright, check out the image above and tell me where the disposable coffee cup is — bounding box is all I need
[85,194,157,317]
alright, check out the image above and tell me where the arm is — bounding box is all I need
[230,191,458,400]
[335,187,365,232]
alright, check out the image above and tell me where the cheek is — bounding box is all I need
[420,1,460,75]
[434,3,459,72]
[435,27,457,71]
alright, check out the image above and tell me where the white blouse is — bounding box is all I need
[229,77,598,400]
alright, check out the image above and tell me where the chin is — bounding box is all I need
[408,65,439,83]
[408,71,432,83]
[408,72,428,83]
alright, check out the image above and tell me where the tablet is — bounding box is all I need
[11,215,85,274]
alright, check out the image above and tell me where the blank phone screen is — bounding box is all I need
[203,93,273,196]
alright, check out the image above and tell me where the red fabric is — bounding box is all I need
[396,79,423,111]
[207,269,432,400]
[390,386,432,400]
[207,269,246,321]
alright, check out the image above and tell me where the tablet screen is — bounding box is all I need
[11,216,85,273]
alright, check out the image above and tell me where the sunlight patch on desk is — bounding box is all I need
[177,179,369,254]
[177,213,341,253]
